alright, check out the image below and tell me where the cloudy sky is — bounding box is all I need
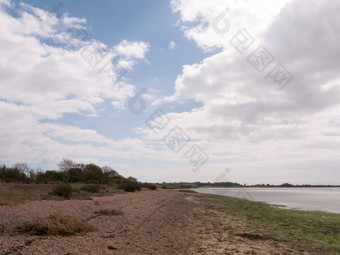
[1,0,340,184]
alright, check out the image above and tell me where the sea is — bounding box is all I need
[193,187,340,214]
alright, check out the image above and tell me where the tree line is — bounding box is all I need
[0,159,133,184]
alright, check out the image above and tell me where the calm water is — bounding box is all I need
[193,187,340,214]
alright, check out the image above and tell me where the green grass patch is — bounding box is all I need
[209,194,340,254]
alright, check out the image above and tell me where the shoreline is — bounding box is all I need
[204,192,340,254]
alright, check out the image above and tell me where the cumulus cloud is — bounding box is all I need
[170,0,340,127]
[171,0,291,51]
[143,0,340,183]
[0,1,152,169]
[2,0,340,184]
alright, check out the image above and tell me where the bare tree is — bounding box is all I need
[58,158,76,171]
[13,162,31,175]
[102,166,121,178]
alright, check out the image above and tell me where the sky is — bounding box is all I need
[0,0,340,185]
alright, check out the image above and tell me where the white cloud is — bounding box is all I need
[114,39,149,60]
[0,1,154,169]
[0,0,10,7]
[171,0,292,51]
[141,0,340,183]
[168,41,176,49]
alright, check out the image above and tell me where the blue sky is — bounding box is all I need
[1,0,340,184]
[18,0,208,141]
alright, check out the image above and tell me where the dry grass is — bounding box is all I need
[14,214,94,236]
[81,184,101,193]
[0,183,124,205]
[0,183,58,205]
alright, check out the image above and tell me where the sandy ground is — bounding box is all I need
[0,189,308,254]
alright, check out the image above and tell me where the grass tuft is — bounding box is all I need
[15,214,94,236]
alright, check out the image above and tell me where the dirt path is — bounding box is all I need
[0,189,307,254]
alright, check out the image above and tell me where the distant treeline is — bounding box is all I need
[158,182,242,189]
[251,183,340,188]
[158,182,340,189]
[0,159,133,184]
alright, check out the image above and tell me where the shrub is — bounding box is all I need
[15,214,94,236]
[126,176,138,183]
[45,170,67,182]
[117,182,141,192]
[84,164,103,183]
[35,172,49,183]
[67,168,84,183]
[81,184,101,193]
[141,183,157,190]
[49,184,73,199]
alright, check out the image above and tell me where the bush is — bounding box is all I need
[49,184,73,199]
[117,182,141,192]
[35,172,50,183]
[67,168,84,183]
[81,184,101,193]
[141,183,157,190]
[45,170,67,182]
[84,164,103,183]
[15,214,94,236]
[34,170,68,184]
